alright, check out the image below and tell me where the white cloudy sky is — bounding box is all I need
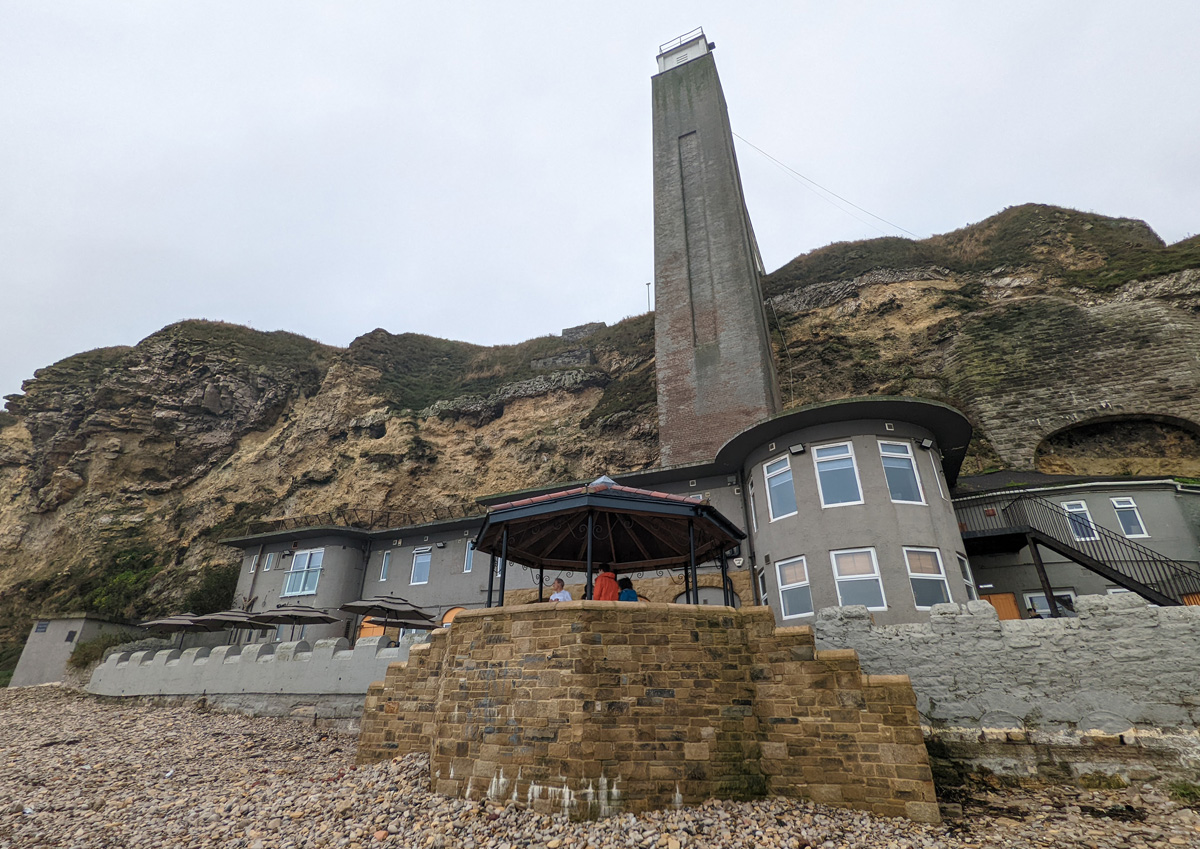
[3,2,1198,403]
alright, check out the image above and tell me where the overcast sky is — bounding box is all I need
[3,2,1198,404]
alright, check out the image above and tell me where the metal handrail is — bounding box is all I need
[958,493,1200,604]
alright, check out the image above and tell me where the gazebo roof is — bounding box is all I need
[474,478,746,573]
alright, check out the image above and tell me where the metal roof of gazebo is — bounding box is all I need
[474,476,746,606]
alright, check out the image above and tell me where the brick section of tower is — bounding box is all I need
[653,52,781,466]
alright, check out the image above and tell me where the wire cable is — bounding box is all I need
[733,132,920,239]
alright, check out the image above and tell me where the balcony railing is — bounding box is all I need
[245,504,485,536]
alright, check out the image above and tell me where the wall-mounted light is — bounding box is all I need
[435,542,446,549]
[789,443,805,454]
[919,438,935,450]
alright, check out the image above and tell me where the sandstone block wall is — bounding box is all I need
[357,603,938,822]
[813,596,1200,783]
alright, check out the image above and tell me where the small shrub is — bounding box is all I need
[183,563,240,615]
[1079,772,1128,790]
[1168,780,1200,806]
[68,631,142,669]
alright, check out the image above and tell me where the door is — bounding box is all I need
[981,592,1021,620]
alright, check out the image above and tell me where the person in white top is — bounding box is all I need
[549,578,572,602]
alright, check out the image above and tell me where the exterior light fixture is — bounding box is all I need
[919,438,935,450]
[789,443,805,454]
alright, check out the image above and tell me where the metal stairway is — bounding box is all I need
[957,493,1200,607]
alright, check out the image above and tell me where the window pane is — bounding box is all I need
[1115,508,1145,537]
[833,550,874,577]
[814,444,850,459]
[905,550,941,575]
[781,585,813,618]
[291,552,309,571]
[838,578,884,608]
[309,550,323,568]
[380,551,391,581]
[767,465,797,517]
[818,458,860,504]
[882,455,922,502]
[765,457,789,475]
[412,552,431,584]
[879,443,909,455]
[911,577,949,607]
[778,559,807,586]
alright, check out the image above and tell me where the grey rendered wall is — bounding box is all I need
[10,617,131,687]
[745,420,967,626]
[88,635,414,707]
[962,483,1200,609]
[237,534,367,642]
[813,594,1200,782]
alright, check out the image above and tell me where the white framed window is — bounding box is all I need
[814,442,864,507]
[263,552,276,572]
[464,540,476,573]
[1024,588,1078,618]
[1111,497,1148,538]
[904,547,951,609]
[957,553,978,601]
[748,480,758,533]
[929,451,948,500]
[830,548,886,610]
[411,547,432,585]
[879,441,925,504]
[776,556,813,619]
[249,554,259,573]
[282,548,323,597]
[763,456,798,520]
[1062,501,1099,541]
[756,567,768,601]
[379,550,391,581]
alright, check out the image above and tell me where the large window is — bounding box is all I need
[411,547,431,585]
[904,547,951,609]
[1062,501,1099,541]
[763,456,798,520]
[379,551,391,581]
[776,556,813,619]
[1024,588,1078,618]
[831,548,885,610]
[957,553,978,601]
[464,540,476,572]
[282,549,323,597]
[879,441,924,504]
[814,443,863,507]
[1111,497,1148,538]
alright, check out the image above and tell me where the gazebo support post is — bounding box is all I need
[688,519,698,604]
[719,549,732,607]
[585,510,595,600]
[486,553,497,608]
[498,527,509,607]
[538,566,545,601]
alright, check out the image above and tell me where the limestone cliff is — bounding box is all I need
[1,203,1198,668]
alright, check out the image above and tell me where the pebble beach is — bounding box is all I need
[1,687,1196,849]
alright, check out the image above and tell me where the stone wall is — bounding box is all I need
[88,635,418,722]
[812,596,1200,784]
[944,297,1200,469]
[357,603,939,822]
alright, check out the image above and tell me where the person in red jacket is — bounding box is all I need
[592,568,620,601]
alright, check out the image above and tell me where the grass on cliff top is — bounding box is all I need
[763,203,1200,297]
[146,320,336,376]
[350,312,656,411]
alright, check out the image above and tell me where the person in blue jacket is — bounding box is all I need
[617,577,639,602]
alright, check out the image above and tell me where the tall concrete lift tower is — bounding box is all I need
[652,29,781,466]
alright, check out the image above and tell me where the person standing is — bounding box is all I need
[593,568,619,601]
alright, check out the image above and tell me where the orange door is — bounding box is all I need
[357,619,385,639]
[1184,593,1200,607]
[981,592,1021,620]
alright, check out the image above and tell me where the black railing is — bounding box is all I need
[246,504,485,536]
[957,493,1200,605]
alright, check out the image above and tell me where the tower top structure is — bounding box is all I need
[652,29,781,466]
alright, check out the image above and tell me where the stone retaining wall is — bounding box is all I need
[87,635,415,721]
[357,602,939,822]
[812,595,1200,784]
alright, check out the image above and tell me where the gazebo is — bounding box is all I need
[473,476,746,606]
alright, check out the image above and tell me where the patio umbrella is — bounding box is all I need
[362,615,438,631]
[249,604,342,640]
[339,596,435,624]
[136,613,225,648]
[190,610,277,644]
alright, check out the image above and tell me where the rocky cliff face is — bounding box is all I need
[1,203,1198,665]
